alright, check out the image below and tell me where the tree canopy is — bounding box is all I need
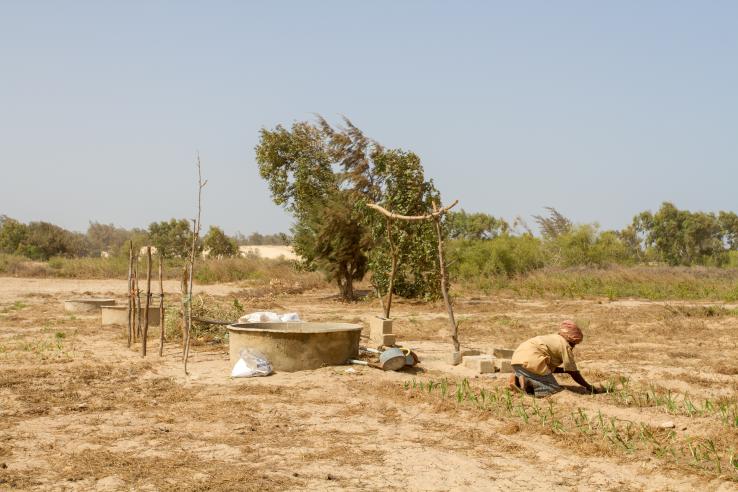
[255,117,441,301]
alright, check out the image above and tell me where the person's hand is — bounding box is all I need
[588,385,605,394]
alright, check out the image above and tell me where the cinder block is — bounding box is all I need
[378,334,396,347]
[463,355,495,374]
[448,351,462,365]
[493,347,515,359]
[369,317,393,345]
[461,349,481,357]
[495,359,513,373]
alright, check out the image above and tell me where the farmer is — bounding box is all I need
[508,320,601,397]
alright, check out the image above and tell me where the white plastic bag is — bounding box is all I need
[238,311,281,323]
[231,348,273,378]
[279,312,300,322]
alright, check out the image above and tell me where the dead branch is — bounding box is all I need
[366,200,458,221]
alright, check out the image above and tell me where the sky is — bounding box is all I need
[1,1,737,235]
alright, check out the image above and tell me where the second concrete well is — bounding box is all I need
[101,306,160,326]
[227,322,362,372]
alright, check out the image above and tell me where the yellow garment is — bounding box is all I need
[510,334,578,376]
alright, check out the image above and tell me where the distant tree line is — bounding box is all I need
[0,215,289,261]
[446,202,738,283]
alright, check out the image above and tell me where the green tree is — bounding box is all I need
[256,120,368,300]
[148,219,196,259]
[255,117,441,301]
[0,216,28,254]
[634,202,726,266]
[204,226,239,258]
[366,149,441,300]
[446,210,509,240]
[14,221,90,260]
[86,222,135,256]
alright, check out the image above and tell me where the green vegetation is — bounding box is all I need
[203,226,239,258]
[403,377,738,481]
[0,253,323,286]
[255,116,440,301]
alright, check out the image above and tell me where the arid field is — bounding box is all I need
[1,277,737,491]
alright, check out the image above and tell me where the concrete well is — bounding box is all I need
[101,306,160,326]
[63,298,116,313]
[227,322,362,372]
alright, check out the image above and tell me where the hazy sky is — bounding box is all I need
[2,1,736,235]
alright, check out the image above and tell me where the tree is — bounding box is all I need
[633,202,726,266]
[203,226,239,258]
[86,222,135,256]
[148,219,197,259]
[366,149,441,301]
[0,216,28,254]
[15,221,90,260]
[533,207,572,239]
[255,117,441,301]
[446,210,509,240]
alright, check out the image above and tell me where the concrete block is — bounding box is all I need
[461,349,481,357]
[369,317,393,345]
[448,351,462,366]
[495,359,513,373]
[463,355,495,374]
[376,334,396,347]
[493,347,515,359]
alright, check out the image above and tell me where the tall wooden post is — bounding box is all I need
[367,200,461,354]
[432,202,460,352]
[158,254,165,356]
[127,241,133,348]
[142,246,152,356]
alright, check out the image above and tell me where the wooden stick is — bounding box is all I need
[135,260,142,339]
[432,202,460,352]
[184,153,206,374]
[367,200,458,221]
[158,254,165,356]
[384,218,398,319]
[367,199,461,352]
[142,246,152,356]
[127,241,133,348]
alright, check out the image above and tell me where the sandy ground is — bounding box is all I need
[1,277,737,491]
[238,245,299,261]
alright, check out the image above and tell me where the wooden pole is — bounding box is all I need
[384,218,398,319]
[127,241,133,348]
[183,153,206,374]
[432,202,460,352]
[158,254,165,356]
[367,199,461,352]
[142,246,152,356]
[135,260,142,339]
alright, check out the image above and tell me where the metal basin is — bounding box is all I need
[227,322,362,372]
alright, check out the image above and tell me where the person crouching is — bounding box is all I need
[508,320,602,397]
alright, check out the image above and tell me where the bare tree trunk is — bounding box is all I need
[432,203,459,352]
[366,200,461,352]
[183,154,206,374]
[158,254,165,356]
[142,246,152,356]
[384,218,398,319]
[127,241,133,348]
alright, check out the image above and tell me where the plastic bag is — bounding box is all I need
[279,312,300,322]
[238,311,281,323]
[231,348,273,378]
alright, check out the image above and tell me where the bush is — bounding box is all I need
[449,235,545,280]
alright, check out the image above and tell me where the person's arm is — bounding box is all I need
[568,370,603,393]
[553,367,601,393]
